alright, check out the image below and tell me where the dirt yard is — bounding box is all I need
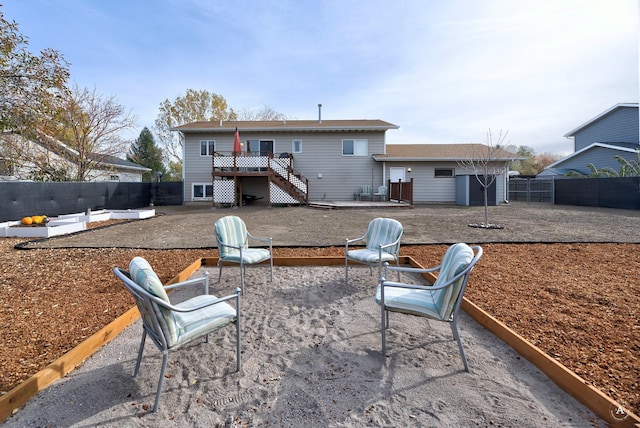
[1,202,639,415]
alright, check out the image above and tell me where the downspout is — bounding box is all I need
[504,162,511,204]
[382,161,386,185]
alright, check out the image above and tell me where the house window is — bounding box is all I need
[109,174,119,181]
[342,139,368,156]
[435,168,454,178]
[193,183,213,199]
[200,140,215,156]
[292,139,302,153]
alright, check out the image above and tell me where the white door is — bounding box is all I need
[390,167,406,183]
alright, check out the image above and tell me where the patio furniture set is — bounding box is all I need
[113,215,482,411]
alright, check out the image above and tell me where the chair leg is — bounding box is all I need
[153,350,169,412]
[450,319,469,372]
[218,261,223,283]
[269,257,273,283]
[133,330,147,377]
[235,287,242,372]
[236,320,241,372]
[240,263,245,295]
[381,306,387,357]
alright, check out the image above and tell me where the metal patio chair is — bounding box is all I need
[376,243,483,372]
[345,217,403,285]
[214,215,273,294]
[113,256,241,412]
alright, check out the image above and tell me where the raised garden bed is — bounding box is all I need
[0,209,155,238]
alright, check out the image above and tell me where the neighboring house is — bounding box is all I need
[175,119,519,205]
[0,132,150,182]
[539,103,640,177]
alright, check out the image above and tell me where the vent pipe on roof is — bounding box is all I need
[318,103,322,123]
[219,120,222,127]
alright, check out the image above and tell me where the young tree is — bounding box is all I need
[154,89,237,167]
[127,127,166,182]
[458,129,510,228]
[0,9,69,133]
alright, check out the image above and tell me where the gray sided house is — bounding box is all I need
[539,103,640,177]
[175,120,518,205]
[374,144,519,205]
[173,120,397,204]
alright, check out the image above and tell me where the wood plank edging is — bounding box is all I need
[462,298,640,426]
[1,256,637,426]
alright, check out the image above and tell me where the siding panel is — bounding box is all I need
[575,107,639,151]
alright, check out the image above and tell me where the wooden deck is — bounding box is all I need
[308,200,412,209]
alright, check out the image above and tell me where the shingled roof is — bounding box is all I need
[172,119,398,133]
[373,144,521,161]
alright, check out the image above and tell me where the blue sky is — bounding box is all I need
[4,0,638,155]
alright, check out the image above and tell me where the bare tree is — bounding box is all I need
[51,84,137,181]
[237,105,286,121]
[458,129,510,228]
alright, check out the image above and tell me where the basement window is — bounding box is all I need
[434,168,454,178]
[193,183,213,200]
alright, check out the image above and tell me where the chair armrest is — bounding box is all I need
[164,271,211,294]
[383,262,441,275]
[154,287,242,313]
[378,237,401,252]
[381,281,438,291]
[164,272,208,291]
[217,241,242,252]
[345,234,367,246]
[382,266,468,292]
[246,232,272,246]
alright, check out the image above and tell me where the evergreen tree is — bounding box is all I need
[128,127,166,181]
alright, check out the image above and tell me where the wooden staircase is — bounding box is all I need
[268,156,309,204]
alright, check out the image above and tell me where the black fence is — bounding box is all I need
[555,177,640,210]
[0,181,183,222]
[509,177,639,210]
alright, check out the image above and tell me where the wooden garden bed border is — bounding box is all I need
[1,256,638,426]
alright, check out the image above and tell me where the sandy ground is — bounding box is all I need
[5,264,605,427]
